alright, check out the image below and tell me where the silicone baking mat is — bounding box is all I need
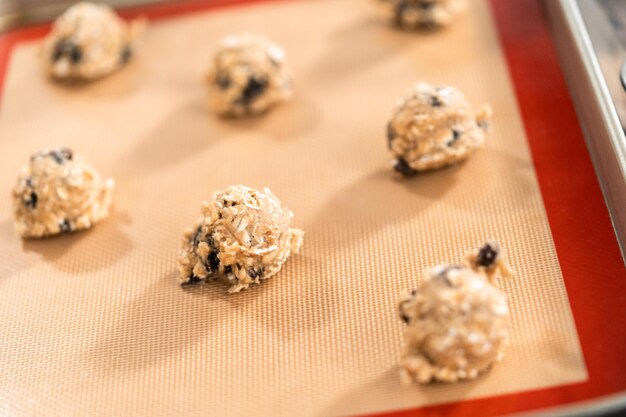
[0,1,624,417]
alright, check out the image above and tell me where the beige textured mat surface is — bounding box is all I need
[0,1,586,416]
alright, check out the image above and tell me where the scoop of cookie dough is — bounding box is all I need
[178,185,304,293]
[12,148,115,238]
[203,34,293,117]
[378,0,467,29]
[398,241,513,384]
[41,2,145,80]
[387,82,492,175]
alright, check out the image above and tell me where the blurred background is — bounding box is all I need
[0,0,167,29]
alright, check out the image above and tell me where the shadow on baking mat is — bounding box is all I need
[251,255,337,340]
[305,166,457,248]
[392,164,462,199]
[114,101,218,177]
[0,218,17,242]
[514,329,589,377]
[394,146,537,216]
[321,366,477,417]
[20,210,133,274]
[310,17,417,82]
[85,269,229,373]
[0,219,42,281]
[45,59,145,99]
[85,255,336,373]
[208,93,321,142]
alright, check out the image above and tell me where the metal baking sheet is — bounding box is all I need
[0,1,624,416]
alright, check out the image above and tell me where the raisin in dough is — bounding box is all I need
[41,2,145,81]
[378,0,467,29]
[387,82,492,175]
[203,34,293,117]
[178,185,304,293]
[12,148,115,238]
[398,241,514,384]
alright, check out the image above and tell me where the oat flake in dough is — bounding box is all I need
[178,185,304,293]
[388,81,492,175]
[203,34,294,117]
[41,2,145,81]
[398,241,514,384]
[378,0,467,29]
[12,148,115,239]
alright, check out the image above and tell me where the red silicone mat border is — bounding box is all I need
[1,1,625,416]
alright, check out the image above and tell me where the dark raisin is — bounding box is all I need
[477,243,499,267]
[224,265,232,274]
[410,288,417,296]
[216,73,231,89]
[399,300,411,324]
[394,1,409,26]
[59,147,73,160]
[49,149,71,164]
[248,267,264,279]
[120,45,132,64]
[68,44,83,64]
[52,39,83,64]
[393,157,418,176]
[191,225,203,247]
[431,95,443,107]
[50,152,63,164]
[240,77,267,105]
[418,22,437,30]
[387,122,396,149]
[52,39,67,62]
[447,129,460,146]
[25,177,33,187]
[24,192,38,209]
[205,251,220,272]
[59,219,72,233]
[181,275,203,287]
[477,120,489,130]
[417,1,435,10]
[199,234,221,272]
[193,230,222,274]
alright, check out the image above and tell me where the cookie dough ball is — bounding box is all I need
[203,34,293,117]
[387,82,492,175]
[12,148,115,238]
[178,185,304,293]
[398,241,513,384]
[41,2,145,80]
[378,0,467,29]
